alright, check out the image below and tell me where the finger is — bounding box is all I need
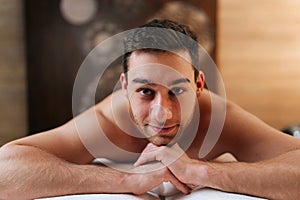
[166,170,191,195]
[142,143,159,153]
[134,143,162,167]
[187,183,203,191]
[160,143,185,166]
[134,151,157,167]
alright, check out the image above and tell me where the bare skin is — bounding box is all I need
[0,51,300,199]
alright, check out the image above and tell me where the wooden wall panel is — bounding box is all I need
[218,0,300,129]
[0,0,27,145]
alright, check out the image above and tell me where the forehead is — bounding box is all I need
[127,50,194,82]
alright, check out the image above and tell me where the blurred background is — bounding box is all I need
[0,0,300,146]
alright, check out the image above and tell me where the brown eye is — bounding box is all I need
[138,88,154,96]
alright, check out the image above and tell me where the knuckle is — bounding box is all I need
[159,146,167,152]
[133,190,145,195]
[162,168,170,180]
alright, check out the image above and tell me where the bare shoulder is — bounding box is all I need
[197,89,227,111]
[206,93,300,162]
[6,111,96,164]
[192,89,228,159]
[196,88,228,130]
[95,89,128,122]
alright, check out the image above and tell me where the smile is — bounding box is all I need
[148,124,178,134]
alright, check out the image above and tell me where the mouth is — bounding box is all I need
[143,124,180,146]
[147,124,179,135]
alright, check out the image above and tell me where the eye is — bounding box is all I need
[137,88,154,96]
[170,87,184,95]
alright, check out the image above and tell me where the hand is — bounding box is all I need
[134,143,206,190]
[125,162,191,195]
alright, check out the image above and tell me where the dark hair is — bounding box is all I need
[123,19,200,83]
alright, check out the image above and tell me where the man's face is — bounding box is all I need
[120,50,204,146]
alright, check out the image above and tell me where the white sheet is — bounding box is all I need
[37,188,267,200]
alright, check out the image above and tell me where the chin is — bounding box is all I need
[148,136,175,146]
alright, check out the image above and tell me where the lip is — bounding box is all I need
[148,124,178,134]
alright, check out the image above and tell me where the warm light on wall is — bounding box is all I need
[59,0,98,25]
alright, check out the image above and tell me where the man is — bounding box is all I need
[0,19,300,200]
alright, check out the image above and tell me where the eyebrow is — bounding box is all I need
[132,78,152,84]
[170,78,190,85]
[132,78,190,86]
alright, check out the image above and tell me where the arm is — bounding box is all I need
[0,142,128,199]
[206,101,300,199]
[135,100,300,200]
[0,101,189,199]
[0,142,188,199]
[204,149,300,200]
[0,106,125,199]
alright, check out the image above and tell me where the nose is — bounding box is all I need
[149,104,173,124]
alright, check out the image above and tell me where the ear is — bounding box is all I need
[196,71,205,95]
[120,73,128,96]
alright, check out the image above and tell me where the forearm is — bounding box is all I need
[0,144,128,199]
[202,150,300,200]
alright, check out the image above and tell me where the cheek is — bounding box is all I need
[129,99,150,121]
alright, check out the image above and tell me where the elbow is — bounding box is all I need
[0,144,29,200]
[0,142,21,160]
[0,146,14,199]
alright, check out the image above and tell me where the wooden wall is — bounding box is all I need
[218,0,300,130]
[0,0,27,145]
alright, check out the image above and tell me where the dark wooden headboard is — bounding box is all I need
[25,0,217,134]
